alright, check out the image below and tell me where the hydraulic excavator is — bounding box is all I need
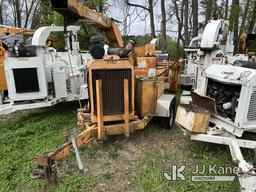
[31,0,177,185]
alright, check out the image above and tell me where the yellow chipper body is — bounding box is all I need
[30,0,179,185]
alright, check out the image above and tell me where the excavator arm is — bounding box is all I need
[50,0,124,48]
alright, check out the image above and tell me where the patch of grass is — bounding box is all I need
[133,143,240,192]
[0,102,82,191]
[51,173,97,192]
[0,98,252,192]
[80,140,103,159]
[102,172,113,180]
[107,141,122,159]
[133,151,170,192]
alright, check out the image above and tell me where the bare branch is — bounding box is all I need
[125,0,150,11]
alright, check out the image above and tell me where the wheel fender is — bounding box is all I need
[155,94,176,117]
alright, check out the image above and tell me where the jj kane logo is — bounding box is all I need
[163,163,239,182]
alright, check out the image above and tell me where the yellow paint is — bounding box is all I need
[0,43,7,90]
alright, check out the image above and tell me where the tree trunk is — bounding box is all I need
[192,0,198,37]
[240,0,250,34]
[248,1,256,33]
[15,0,22,27]
[0,0,3,24]
[160,0,166,41]
[159,0,167,51]
[184,0,189,46]
[173,0,184,56]
[31,1,42,29]
[125,0,156,37]
[148,0,156,37]
[230,0,240,53]
[9,0,22,27]
[24,0,37,28]
[180,0,185,46]
[123,3,128,36]
[204,0,213,26]
[224,0,229,19]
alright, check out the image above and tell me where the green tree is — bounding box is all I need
[229,0,240,52]
[247,0,256,33]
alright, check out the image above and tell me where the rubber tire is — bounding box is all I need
[0,91,4,104]
[160,99,176,130]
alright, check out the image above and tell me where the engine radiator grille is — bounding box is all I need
[247,86,256,124]
[92,68,132,115]
[13,68,39,93]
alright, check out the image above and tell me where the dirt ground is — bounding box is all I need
[80,123,192,192]
[54,119,241,192]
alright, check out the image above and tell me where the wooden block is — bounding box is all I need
[175,106,210,133]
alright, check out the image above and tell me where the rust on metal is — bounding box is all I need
[191,91,216,114]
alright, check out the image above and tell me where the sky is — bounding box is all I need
[106,0,172,37]
[106,0,211,38]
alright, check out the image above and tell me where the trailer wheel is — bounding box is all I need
[161,99,176,130]
[0,91,4,104]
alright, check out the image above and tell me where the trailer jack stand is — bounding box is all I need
[30,112,152,186]
[30,156,58,186]
[70,132,87,173]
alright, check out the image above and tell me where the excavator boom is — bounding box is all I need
[50,0,124,47]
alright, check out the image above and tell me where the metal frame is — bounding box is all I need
[0,96,83,115]
[30,78,155,185]
[0,99,62,115]
[191,133,256,191]
[30,74,176,185]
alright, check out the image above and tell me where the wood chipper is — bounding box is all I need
[30,0,180,185]
[177,20,256,191]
